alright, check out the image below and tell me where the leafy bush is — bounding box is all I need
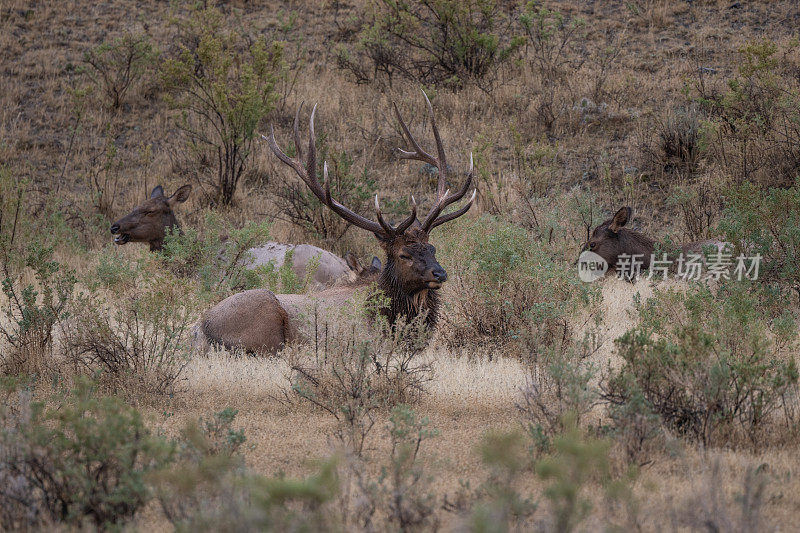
[159,211,272,299]
[0,379,173,530]
[517,338,600,452]
[155,408,248,527]
[82,32,157,109]
[694,39,800,187]
[0,171,75,375]
[161,5,285,205]
[719,181,800,288]
[154,408,337,531]
[352,405,440,530]
[535,422,618,533]
[337,0,522,89]
[465,431,536,530]
[604,283,799,447]
[437,215,597,356]
[63,259,200,397]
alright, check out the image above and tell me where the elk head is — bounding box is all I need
[583,206,655,269]
[110,184,192,251]
[264,92,475,326]
[345,253,383,281]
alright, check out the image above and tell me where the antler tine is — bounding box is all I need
[428,189,477,231]
[421,152,474,231]
[393,101,438,168]
[265,106,386,236]
[422,90,449,199]
[307,104,318,186]
[263,126,308,182]
[395,195,417,235]
[323,161,332,205]
[374,195,396,237]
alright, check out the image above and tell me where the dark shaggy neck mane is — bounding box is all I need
[378,258,440,329]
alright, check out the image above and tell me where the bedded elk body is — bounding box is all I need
[110,185,373,288]
[197,93,476,356]
[583,206,727,273]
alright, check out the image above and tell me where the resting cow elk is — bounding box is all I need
[110,185,192,251]
[110,184,372,288]
[583,206,727,273]
[197,92,476,356]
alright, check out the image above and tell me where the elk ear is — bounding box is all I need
[370,256,382,271]
[168,184,192,206]
[609,207,632,233]
[150,185,165,199]
[344,252,362,274]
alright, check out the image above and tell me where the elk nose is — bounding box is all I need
[432,267,447,282]
[110,223,120,234]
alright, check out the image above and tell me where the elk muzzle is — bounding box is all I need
[109,222,131,245]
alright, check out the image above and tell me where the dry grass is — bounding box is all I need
[4,0,800,529]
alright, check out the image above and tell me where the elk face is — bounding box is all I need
[344,253,383,281]
[382,228,447,292]
[583,207,654,269]
[110,185,191,251]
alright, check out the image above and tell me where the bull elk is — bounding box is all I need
[109,185,376,289]
[197,92,476,356]
[583,206,726,274]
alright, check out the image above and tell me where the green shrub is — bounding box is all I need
[518,339,599,453]
[0,171,76,375]
[161,5,285,204]
[604,283,798,447]
[467,431,536,531]
[535,422,616,533]
[352,405,440,530]
[155,409,337,531]
[63,260,200,397]
[160,211,272,299]
[82,32,157,109]
[718,180,800,288]
[337,0,522,89]
[437,215,597,356]
[693,39,800,186]
[155,408,248,527]
[0,379,173,529]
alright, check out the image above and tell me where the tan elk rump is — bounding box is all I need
[197,93,476,356]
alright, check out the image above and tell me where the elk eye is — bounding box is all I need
[589,242,596,250]
[399,254,412,261]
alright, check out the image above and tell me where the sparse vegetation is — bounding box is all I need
[4,0,800,529]
[0,379,173,530]
[82,32,157,110]
[337,0,522,89]
[62,256,201,397]
[439,215,596,355]
[161,5,285,205]
[605,283,799,447]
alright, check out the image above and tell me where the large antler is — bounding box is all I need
[393,90,476,233]
[263,104,417,239]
